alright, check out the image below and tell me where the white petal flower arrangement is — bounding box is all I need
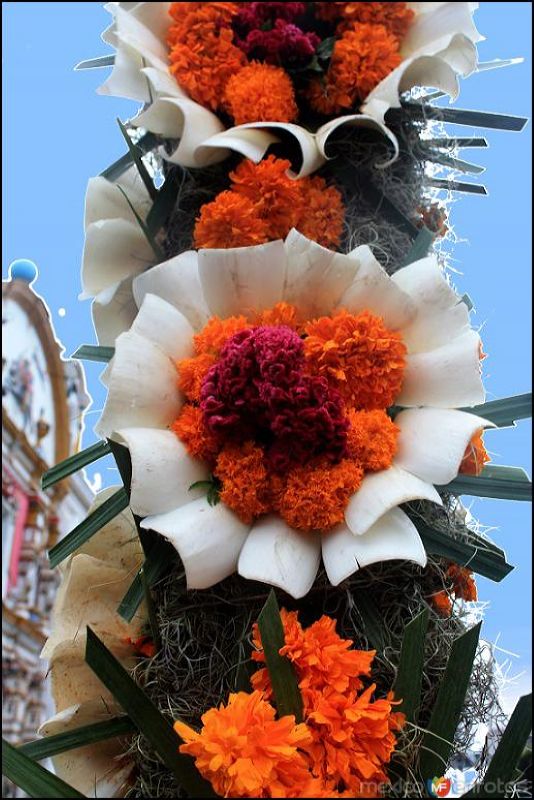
[88,1,482,174]
[4,5,530,800]
[93,230,493,600]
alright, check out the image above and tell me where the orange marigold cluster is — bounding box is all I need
[430,563,478,617]
[172,405,220,465]
[460,430,490,476]
[304,310,407,410]
[337,3,415,40]
[214,442,276,524]
[253,302,301,331]
[167,3,246,111]
[251,610,405,796]
[307,23,402,114]
[225,62,299,124]
[174,690,317,798]
[347,409,399,471]
[195,156,346,250]
[279,459,364,532]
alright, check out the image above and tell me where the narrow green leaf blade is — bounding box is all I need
[416,522,514,583]
[2,739,84,798]
[466,694,533,797]
[393,609,430,723]
[42,441,111,490]
[257,590,304,722]
[75,54,115,70]
[422,137,489,149]
[118,537,173,622]
[419,623,482,781]
[428,178,488,195]
[462,393,532,428]
[19,717,136,761]
[403,103,529,131]
[441,465,532,501]
[426,151,486,174]
[401,227,435,268]
[49,488,129,569]
[84,628,215,797]
[146,170,181,235]
[117,118,158,201]
[116,185,164,262]
[352,590,388,651]
[72,345,114,363]
[100,132,159,182]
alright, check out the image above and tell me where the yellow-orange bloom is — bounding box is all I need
[177,353,217,403]
[307,24,402,114]
[174,691,314,798]
[304,310,407,410]
[279,459,364,532]
[215,442,275,524]
[296,176,345,250]
[193,315,249,356]
[225,62,299,124]
[448,563,478,603]
[171,405,220,465]
[194,191,270,250]
[347,409,399,471]
[337,3,415,41]
[230,156,303,240]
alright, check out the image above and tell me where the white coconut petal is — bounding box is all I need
[198,240,286,318]
[316,114,400,169]
[84,169,151,229]
[198,122,322,177]
[141,499,250,590]
[283,229,358,318]
[71,487,142,574]
[403,2,482,59]
[47,637,136,714]
[39,699,133,799]
[133,250,210,331]
[128,1,172,43]
[398,330,485,408]
[110,4,169,67]
[345,466,443,537]
[118,428,208,517]
[394,408,494,485]
[130,294,194,361]
[336,245,416,329]
[92,279,139,346]
[41,554,144,660]
[98,41,151,103]
[82,218,154,298]
[323,508,427,586]
[133,97,227,168]
[95,331,182,439]
[238,516,321,600]
[392,255,471,352]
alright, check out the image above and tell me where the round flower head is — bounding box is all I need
[93,3,482,175]
[95,229,494,600]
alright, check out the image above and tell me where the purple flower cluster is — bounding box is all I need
[233,2,320,67]
[201,325,349,470]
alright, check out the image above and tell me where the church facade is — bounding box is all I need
[2,265,94,796]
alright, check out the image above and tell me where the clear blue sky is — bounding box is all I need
[2,3,531,705]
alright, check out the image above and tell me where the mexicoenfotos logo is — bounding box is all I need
[427,776,453,798]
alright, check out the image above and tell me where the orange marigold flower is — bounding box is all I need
[214,442,275,524]
[177,353,217,402]
[174,691,314,799]
[419,203,449,238]
[304,310,407,410]
[167,3,245,111]
[172,405,220,465]
[430,589,453,618]
[338,3,415,41]
[252,610,375,699]
[279,458,364,532]
[230,156,303,240]
[224,62,299,125]
[253,302,301,331]
[347,409,399,471]
[307,24,402,114]
[460,430,490,476]
[296,176,345,249]
[193,315,249,356]
[448,563,478,603]
[194,191,270,250]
